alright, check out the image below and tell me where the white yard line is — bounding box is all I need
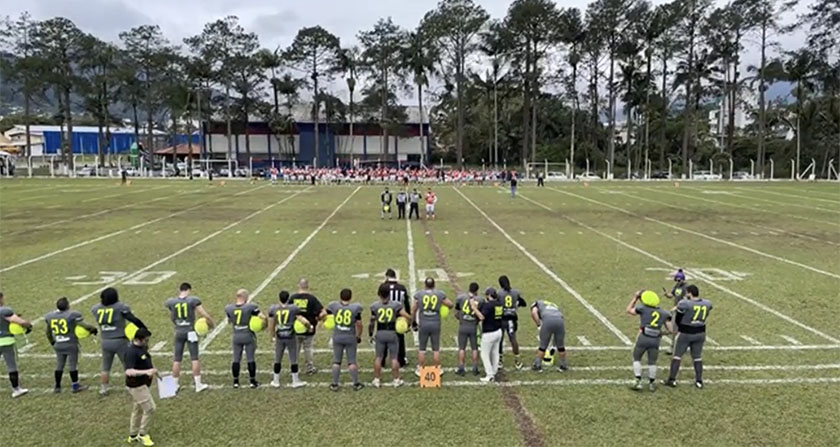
[31,191,193,231]
[200,187,361,350]
[26,187,309,327]
[519,192,840,345]
[724,189,840,214]
[706,336,720,346]
[80,184,169,203]
[577,336,591,346]
[551,187,840,280]
[733,187,840,206]
[0,186,266,273]
[780,335,802,345]
[740,335,763,346]
[454,187,632,346]
[150,341,167,352]
[626,189,838,247]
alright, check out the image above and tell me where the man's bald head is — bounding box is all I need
[298,278,309,291]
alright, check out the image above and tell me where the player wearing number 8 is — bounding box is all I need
[370,283,411,388]
[410,278,454,377]
[664,285,713,389]
[45,297,98,393]
[326,289,365,392]
[92,287,148,396]
[626,290,670,392]
[164,282,215,393]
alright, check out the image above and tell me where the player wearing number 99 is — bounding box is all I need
[45,297,97,393]
[626,290,670,392]
[92,287,147,396]
[411,277,454,377]
[164,282,214,393]
[326,289,364,391]
[370,283,411,388]
[664,285,712,389]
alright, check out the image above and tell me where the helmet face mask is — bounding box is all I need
[674,269,686,282]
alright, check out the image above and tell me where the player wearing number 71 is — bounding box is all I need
[663,285,713,389]
[626,290,670,392]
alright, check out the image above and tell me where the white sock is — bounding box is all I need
[194,376,201,387]
[273,373,280,382]
[648,365,657,380]
[632,361,642,378]
[291,373,299,382]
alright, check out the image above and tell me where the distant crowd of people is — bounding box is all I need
[271,167,519,185]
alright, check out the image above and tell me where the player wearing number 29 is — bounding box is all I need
[626,290,670,392]
[92,287,147,396]
[411,277,454,376]
[164,282,214,393]
[664,285,712,389]
[326,289,365,391]
[45,297,98,393]
[370,283,411,388]
[529,300,567,372]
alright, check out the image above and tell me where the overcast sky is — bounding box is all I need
[1,0,813,101]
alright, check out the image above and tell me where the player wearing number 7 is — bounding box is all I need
[164,282,215,393]
[92,287,148,396]
[411,278,453,377]
[626,290,670,392]
[664,285,713,389]
[370,283,411,388]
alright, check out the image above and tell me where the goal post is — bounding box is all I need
[525,161,568,179]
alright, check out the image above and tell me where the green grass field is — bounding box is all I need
[1,178,839,446]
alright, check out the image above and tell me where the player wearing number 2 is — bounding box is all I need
[664,285,712,389]
[626,290,670,392]
[45,297,97,393]
[164,282,214,393]
[370,283,411,388]
[326,289,365,391]
[411,278,453,377]
[92,287,147,396]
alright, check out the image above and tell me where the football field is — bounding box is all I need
[1,178,839,446]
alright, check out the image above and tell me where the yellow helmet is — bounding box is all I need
[640,290,660,308]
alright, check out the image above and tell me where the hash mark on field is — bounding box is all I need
[153,230,161,234]
[769,231,779,235]
[617,231,623,235]
[539,231,544,235]
[559,231,565,235]
[135,230,142,234]
[151,341,166,352]
[655,232,661,235]
[731,232,739,235]
[193,230,199,234]
[577,231,583,235]
[781,335,802,345]
[293,230,299,234]
[740,335,762,345]
[331,230,337,234]
[519,231,526,235]
[255,230,261,234]
[235,230,241,234]
[464,231,469,234]
[577,336,591,346]
[705,336,720,346]
[444,231,449,235]
[173,230,179,234]
[636,231,643,235]
[711,231,718,235]
[18,343,36,353]
[750,231,759,236]
[372,230,376,234]
[275,230,280,234]
[351,230,356,234]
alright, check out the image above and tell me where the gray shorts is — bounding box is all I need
[457,325,478,351]
[173,331,199,362]
[375,331,398,360]
[632,334,662,364]
[674,332,706,360]
[101,338,128,372]
[332,338,358,365]
[419,323,441,351]
[233,341,256,363]
[0,344,17,373]
[538,319,565,351]
[274,337,298,364]
[55,345,79,371]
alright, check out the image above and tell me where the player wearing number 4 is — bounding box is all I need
[663,285,712,389]
[326,289,365,391]
[411,277,453,377]
[370,283,411,388]
[164,282,215,393]
[267,290,311,388]
[626,290,670,392]
[45,297,98,393]
[92,287,148,396]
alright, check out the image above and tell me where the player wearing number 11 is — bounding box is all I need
[164,282,215,393]
[411,278,453,377]
[626,290,670,392]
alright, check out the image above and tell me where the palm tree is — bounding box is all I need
[403,29,438,166]
[336,46,360,158]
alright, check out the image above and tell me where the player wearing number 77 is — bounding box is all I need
[663,285,713,389]
[164,282,215,393]
[626,290,670,392]
[410,278,454,377]
[92,287,148,396]
[326,289,365,391]
[45,297,98,393]
[370,283,411,388]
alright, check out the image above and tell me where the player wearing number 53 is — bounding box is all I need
[411,278,454,377]
[92,287,148,396]
[45,297,98,393]
[626,290,671,392]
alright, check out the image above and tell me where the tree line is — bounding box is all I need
[1,0,838,176]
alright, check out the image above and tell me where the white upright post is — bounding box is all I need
[689,160,693,180]
[50,156,55,177]
[585,158,590,177]
[605,160,611,180]
[729,158,734,180]
[770,159,775,180]
[710,159,713,177]
[750,159,755,178]
[27,156,32,178]
[228,159,233,178]
[249,157,253,176]
[72,155,78,178]
[791,159,795,180]
[668,159,672,179]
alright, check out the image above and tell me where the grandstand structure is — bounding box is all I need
[201,104,431,168]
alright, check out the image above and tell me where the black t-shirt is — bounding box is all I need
[511,177,518,187]
[479,300,504,333]
[125,343,153,388]
[382,281,410,314]
[290,292,323,335]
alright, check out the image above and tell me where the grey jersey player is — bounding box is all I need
[369,283,411,388]
[267,290,311,388]
[326,289,364,391]
[45,297,97,393]
[410,278,454,377]
[164,282,214,392]
[626,290,671,392]
[665,284,713,389]
[0,292,32,398]
[225,289,263,388]
[454,283,484,376]
[91,287,146,395]
[530,299,567,371]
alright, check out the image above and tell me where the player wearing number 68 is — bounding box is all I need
[326,289,365,392]
[626,290,670,392]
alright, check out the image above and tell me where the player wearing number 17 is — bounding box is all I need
[326,289,365,391]
[164,282,215,393]
[411,278,454,377]
[664,285,712,389]
[626,290,670,392]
